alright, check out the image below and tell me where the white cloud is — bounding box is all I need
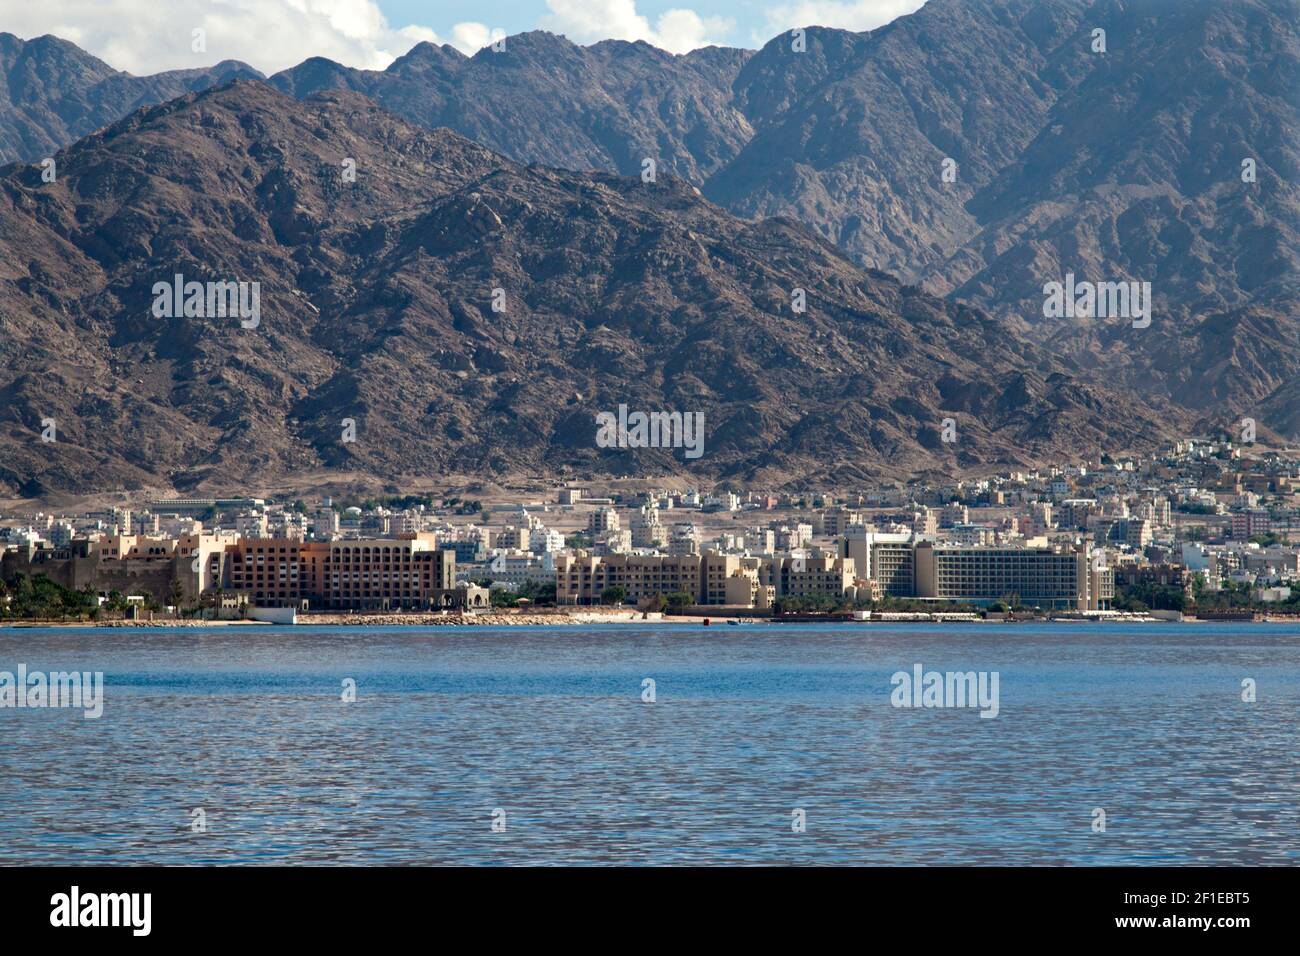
[541,0,733,54]
[0,0,497,74]
[0,0,759,76]
[449,22,508,54]
[756,0,925,44]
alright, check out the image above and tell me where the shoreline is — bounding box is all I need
[294,610,710,627]
[1,609,709,628]
[2,610,1298,628]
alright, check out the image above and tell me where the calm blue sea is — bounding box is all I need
[1,622,1297,865]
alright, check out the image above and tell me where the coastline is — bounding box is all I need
[293,609,715,627]
[3,610,1298,628]
[0,609,716,628]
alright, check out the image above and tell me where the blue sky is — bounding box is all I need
[376,1,925,52]
[380,1,768,45]
[0,0,925,75]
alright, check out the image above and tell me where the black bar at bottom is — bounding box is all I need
[0,865,1285,942]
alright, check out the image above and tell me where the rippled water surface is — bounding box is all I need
[1,622,1297,865]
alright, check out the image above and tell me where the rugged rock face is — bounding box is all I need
[0,83,1185,496]
[940,0,1300,435]
[270,31,756,186]
[708,3,1085,283]
[717,0,1299,437]
[0,32,262,165]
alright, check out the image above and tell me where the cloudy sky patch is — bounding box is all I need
[0,0,925,74]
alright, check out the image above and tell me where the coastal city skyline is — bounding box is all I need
[4,435,1299,623]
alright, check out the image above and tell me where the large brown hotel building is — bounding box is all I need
[226,534,455,610]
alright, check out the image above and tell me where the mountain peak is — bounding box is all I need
[387,40,467,73]
[469,30,583,64]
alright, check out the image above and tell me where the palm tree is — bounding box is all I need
[168,578,184,615]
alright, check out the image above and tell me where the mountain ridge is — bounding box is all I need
[0,0,1295,497]
[0,31,264,165]
[0,81,1190,497]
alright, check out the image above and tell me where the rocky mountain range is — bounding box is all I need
[271,31,755,188]
[0,32,262,166]
[0,82,1188,496]
[0,0,1294,496]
